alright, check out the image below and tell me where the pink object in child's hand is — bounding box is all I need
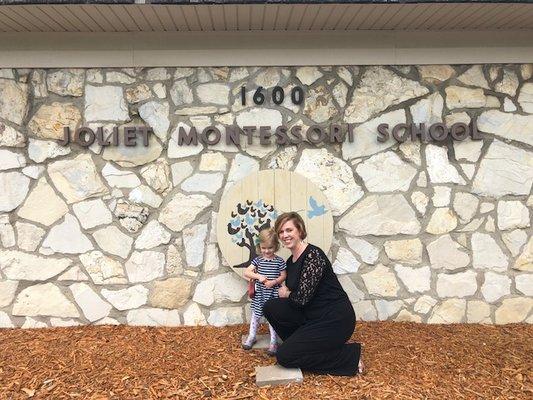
[248,279,255,298]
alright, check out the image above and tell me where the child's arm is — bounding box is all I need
[243,264,267,283]
[276,270,287,285]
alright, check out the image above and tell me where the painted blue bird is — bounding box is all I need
[245,214,255,226]
[307,196,326,219]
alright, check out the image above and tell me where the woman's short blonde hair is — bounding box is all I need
[274,212,307,240]
[257,227,280,252]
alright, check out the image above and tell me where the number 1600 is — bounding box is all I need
[241,86,304,106]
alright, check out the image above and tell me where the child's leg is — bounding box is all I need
[243,313,261,349]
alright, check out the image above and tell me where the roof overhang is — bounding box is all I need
[151,0,533,3]
[0,1,532,67]
[1,1,532,32]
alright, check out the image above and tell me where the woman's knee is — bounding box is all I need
[276,344,297,368]
[263,298,279,320]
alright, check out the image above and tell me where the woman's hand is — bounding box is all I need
[278,285,291,298]
[258,275,267,284]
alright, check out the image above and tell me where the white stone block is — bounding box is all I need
[497,201,530,231]
[256,365,303,387]
[332,248,360,274]
[394,265,431,293]
[70,283,112,322]
[127,308,181,327]
[207,307,243,327]
[436,270,477,298]
[362,265,400,297]
[13,283,79,318]
[101,285,148,311]
[481,272,511,303]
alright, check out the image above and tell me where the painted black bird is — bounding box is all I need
[227,223,240,235]
[237,203,249,215]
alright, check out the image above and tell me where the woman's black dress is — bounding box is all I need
[263,244,361,376]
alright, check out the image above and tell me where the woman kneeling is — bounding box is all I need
[264,212,363,376]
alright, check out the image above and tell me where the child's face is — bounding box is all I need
[260,243,276,259]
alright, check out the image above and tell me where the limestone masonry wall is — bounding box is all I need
[0,65,532,328]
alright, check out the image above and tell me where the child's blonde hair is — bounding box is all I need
[257,227,280,252]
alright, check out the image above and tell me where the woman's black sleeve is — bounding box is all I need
[288,247,327,308]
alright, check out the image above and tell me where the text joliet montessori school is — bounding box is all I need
[60,121,483,147]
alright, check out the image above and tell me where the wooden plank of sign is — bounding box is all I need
[274,169,291,215]
[257,169,275,212]
[217,177,243,273]
[290,170,308,234]
[305,176,325,251]
[323,208,334,258]
[240,171,259,271]
[288,171,309,259]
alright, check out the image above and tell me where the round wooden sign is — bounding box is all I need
[217,169,333,278]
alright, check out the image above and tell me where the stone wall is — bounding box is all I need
[0,65,532,329]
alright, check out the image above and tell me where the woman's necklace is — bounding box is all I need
[292,241,307,261]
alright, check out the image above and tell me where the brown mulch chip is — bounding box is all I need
[0,322,532,399]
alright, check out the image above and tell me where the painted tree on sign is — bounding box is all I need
[227,199,278,268]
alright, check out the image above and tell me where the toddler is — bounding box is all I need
[242,228,287,356]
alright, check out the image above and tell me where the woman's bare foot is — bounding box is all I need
[358,350,364,374]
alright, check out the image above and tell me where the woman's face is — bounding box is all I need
[278,219,302,250]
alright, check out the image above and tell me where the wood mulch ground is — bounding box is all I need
[0,321,531,400]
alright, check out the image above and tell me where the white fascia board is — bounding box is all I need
[0,30,532,67]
